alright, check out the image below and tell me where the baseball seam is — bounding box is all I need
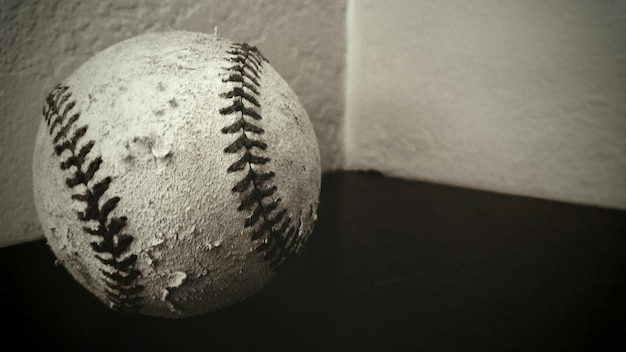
[44,84,143,312]
[220,43,305,270]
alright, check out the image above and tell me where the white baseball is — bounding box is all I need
[32,31,320,318]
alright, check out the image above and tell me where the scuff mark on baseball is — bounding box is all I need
[32,31,321,318]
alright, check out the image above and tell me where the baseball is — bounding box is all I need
[32,31,321,318]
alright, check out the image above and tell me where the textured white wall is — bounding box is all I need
[346,0,626,209]
[4,0,626,248]
[0,0,345,246]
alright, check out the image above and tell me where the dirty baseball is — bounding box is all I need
[32,31,321,318]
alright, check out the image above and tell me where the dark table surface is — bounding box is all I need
[2,172,625,351]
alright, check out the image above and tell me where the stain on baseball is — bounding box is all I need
[32,31,321,318]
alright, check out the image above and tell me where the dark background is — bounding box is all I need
[2,172,625,351]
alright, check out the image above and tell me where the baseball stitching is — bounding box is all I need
[44,85,143,312]
[220,43,306,270]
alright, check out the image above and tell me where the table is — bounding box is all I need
[2,172,624,351]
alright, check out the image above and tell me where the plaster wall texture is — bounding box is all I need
[346,0,626,210]
[0,0,345,247]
